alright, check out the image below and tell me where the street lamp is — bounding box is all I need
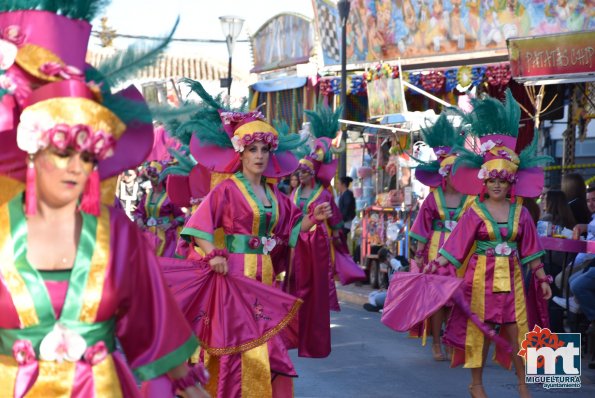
[337,0,350,178]
[219,15,245,100]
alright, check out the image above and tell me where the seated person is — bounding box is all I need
[553,187,595,311]
[365,247,407,311]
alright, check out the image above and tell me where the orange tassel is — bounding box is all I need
[25,156,37,216]
[80,168,100,216]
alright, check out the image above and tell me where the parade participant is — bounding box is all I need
[176,80,333,398]
[427,90,552,398]
[408,113,474,361]
[134,160,185,257]
[0,3,208,396]
[290,106,366,358]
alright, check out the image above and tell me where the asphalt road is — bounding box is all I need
[290,302,595,398]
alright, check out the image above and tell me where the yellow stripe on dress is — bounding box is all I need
[0,204,39,327]
[24,361,76,397]
[241,344,272,398]
[513,256,529,364]
[92,355,123,397]
[0,355,18,397]
[465,254,487,368]
[80,208,111,322]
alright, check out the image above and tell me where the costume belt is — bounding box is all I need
[475,240,518,293]
[0,318,116,358]
[225,234,278,255]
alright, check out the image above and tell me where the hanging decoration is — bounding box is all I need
[471,66,486,87]
[485,63,512,87]
[444,69,458,92]
[457,66,473,89]
[318,62,511,97]
[420,71,445,93]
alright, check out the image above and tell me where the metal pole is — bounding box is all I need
[338,0,350,179]
[227,55,232,98]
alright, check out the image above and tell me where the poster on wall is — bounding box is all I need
[367,77,405,117]
[251,13,315,73]
[312,0,595,66]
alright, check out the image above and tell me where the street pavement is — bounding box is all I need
[290,299,595,398]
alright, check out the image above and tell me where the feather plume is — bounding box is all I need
[518,130,553,169]
[2,0,111,20]
[181,78,224,110]
[419,113,463,148]
[304,102,342,139]
[458,89,521,138]
[93,18,179,90]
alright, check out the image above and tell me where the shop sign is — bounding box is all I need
[508,31,595,80]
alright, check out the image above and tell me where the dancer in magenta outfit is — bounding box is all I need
[134,161,185,257]
[408,114,474,360]
[174,80,333,398]
[427,91,552,398]
[0,5,208,398]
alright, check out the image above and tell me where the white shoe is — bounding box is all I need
[553,296,580,314]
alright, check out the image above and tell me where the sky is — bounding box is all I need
[91,0,317,75]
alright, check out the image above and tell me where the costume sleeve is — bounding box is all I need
[518,207,545,264]
[111,211,198,381]
[180,183,228,243]
[409,194,436,244]
[438,207,479,268]
[275,189,304,248]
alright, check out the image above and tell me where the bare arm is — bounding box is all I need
[194,238,228,274]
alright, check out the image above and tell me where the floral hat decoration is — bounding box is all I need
[176,78,303,179]
[414,113,465,189]
[450,89,552,201]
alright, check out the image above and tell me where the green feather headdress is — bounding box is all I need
[457,89,521,139]
[416,113,464,173]
[304,101,342,139]
[173,78,304,153]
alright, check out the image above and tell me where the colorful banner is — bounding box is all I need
[250,13,315,73]
[367,76,405,117]
[312,0,594,66]
[508,30,595,80]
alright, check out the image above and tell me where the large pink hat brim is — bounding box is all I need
[190,135,298,178]
[0,10,91,71]
[98,86,153,180]
[415,169,441,188]
[451,165,545,198]
[166,175,191,208]
[190,164,212,199]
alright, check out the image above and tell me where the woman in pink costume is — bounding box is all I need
[408,114,474,360]
[428,91,552,398]
[0,3,207,397]
[134,161,185,257]
[177,80,333,398]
